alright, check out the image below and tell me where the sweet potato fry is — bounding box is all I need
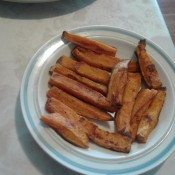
[46,92,113,121]
[107,60,129,106]
[40,113,89,148]
[45,97,94,135]
[63,31,117,56]
[130,89,158,140]
[49,72,117,112]
[72,47,121,71]
[50,64,107,95]
[115,73,141,137]
[136,90,166,143]
[89,127,132,153]
[74,62,110,85]
[136,39,162,89]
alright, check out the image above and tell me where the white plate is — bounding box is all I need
[20,26,175,175]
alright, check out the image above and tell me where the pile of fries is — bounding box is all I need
[40,31,166,153]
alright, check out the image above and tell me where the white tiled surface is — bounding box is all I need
[0,0,174,175]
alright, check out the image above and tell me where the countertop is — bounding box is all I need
[0,0,174,175]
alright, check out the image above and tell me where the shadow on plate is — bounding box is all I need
[15,93,82,175]
[0,0,96,19]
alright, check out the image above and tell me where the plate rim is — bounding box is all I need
[20,25,175,175]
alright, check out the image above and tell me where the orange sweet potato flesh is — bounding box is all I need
[40,113,89,148]
[49,72,117,112]
[130,89,158,141]
[63,31,117,56]
[115,73,141,137]
[136,39,162,89]
[136,90,166,143]
[74,117,132,153]
[46,92,113,121]
[107,60,129,106]
[74,61,110,85]
[50,64,107,95]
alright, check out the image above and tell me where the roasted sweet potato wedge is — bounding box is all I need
[46,92,113,121]
[115,73,141,137]
[74,61,110,85]
[63,31,117,56]
[136,39,162,89]
[45,97,94,135]
[72,47,121,71]
[84,120,132,153]
[50,64,107,95]
[107,60,129,106]
[136,90,166,143]
[89,127,132,153]
[130,89,158,141]
[49,72,117,112]
[41,113,89,148]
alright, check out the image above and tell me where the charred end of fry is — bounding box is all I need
[120,127,132,138]
[139,39,146,46]
[62,31,69,39]
[49,65,56,74]
[136,134,147,143]
[56,55,65,64]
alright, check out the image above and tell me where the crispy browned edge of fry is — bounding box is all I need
[46,90,113,121]
[50,64,107,95]
[49,72,117,112]
[40,113,89,148]
[136,39,162,89]
[115,73,142,137]
[130,89,158,141]
[136,90,166,143]
[107,60,129,106]
[74,61,110,85]
[63,31,117,56]
[44,98,131,153]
